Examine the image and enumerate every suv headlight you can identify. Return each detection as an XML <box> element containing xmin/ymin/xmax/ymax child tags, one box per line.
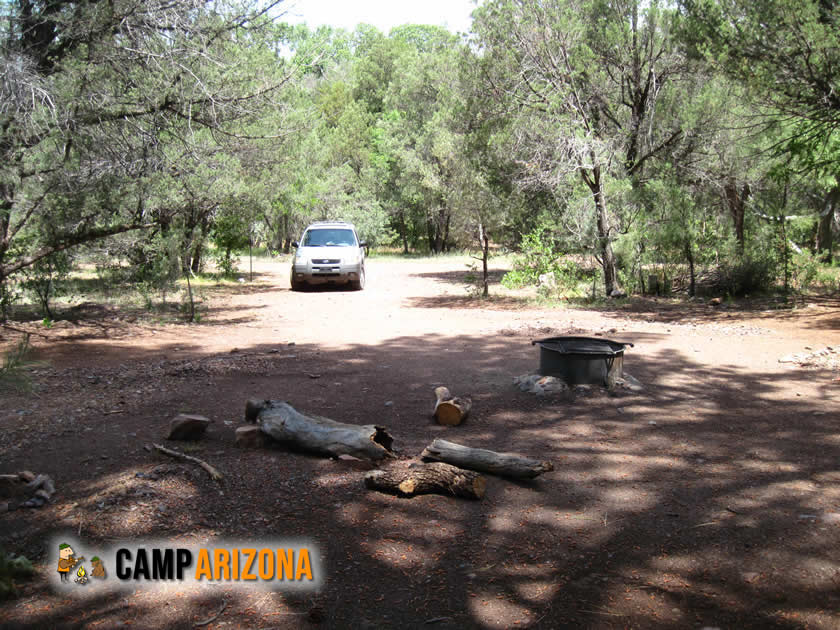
<box><xmin>342</xmin><ymin>253</ymin><xmax>361</xmax><ymax>265</ymax></box>
<box><xmin>295</xmin><ymin>254</ymin><xmax>308</xmax><ymax>264</ymax></box>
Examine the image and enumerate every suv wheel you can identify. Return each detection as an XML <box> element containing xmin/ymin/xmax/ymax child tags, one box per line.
<box><xmin>350</xmin><ymin>267</ymin><xmax>365</xmax><ymax>291</ymax></box>
<box><xmin>290</xmin><ymin>275</ymin><xmax>306</xmax><ymax>292</ymax></box>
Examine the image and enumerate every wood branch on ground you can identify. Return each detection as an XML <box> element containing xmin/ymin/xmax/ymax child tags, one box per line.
<box><xmin>364</xmin><ymin>461</ymin><xmax>486</xmax><ymax>500</ymax></box>
<box><xmin>433</xmin><ymin>386</ymin><xmax>472</xmax><ymax>426</ymax></box>
<box><xmin>246</xmin><ymin>399</ymin><xmax>395</xmax><ymax>461</ymax></box>
<box><xmin>420</xmin><ymin>439</ymin><xmax>554</xmax><ymax>479</ymax></box>
<box><xmin>152</xmin><ymin>443</ymin><xmax>223</xmax><ymax>481</ymax></box>
<box><xmin>194</xmin><ymin>600</ymin><xmax>228</xmax><ymax>627</ymax></box>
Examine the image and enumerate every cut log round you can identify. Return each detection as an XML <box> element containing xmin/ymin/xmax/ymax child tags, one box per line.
<box><xmin>250</xmin><ymin>400</ymin><xmax>395</xmax><ymax>461</ymax></box>
<box><xmin>364</xmin><ymin>462</ymin><xmax>485</xmax><ymax>500</ymax></box>
<box><xmin>421</xmin><ymin>439</ymin><xmax>553</xmax><ymax>479</ymax></box>
<box><xmin>167</xmin><ymin>414</ymin><xmax>211</xmax><ymax>441</ymax></box>
<box><xmin>235</xmin><ymin>425</ymin><xmax>269</xmax><ymax>448</ymax></box>
<box><xmin>433</xmin><ymin>386</ymin><xmax>472</xmax><ymax>426</ymax></box>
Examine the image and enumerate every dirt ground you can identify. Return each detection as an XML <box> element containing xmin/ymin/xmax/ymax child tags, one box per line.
<box><xmin>1</xmin><ymin>257</ymin><xmax>839</xmax><ymax>629</ymax></box>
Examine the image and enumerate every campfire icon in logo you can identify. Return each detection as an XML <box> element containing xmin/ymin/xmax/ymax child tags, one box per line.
<box><xmin>74</xmin><ymin>565</ymin><xmax>89</xmax><ymax>585</ymax></box>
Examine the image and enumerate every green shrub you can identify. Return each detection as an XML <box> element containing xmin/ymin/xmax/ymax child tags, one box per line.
<box><xmin>815</xmin><ymin>267</ymin><xmax>840</xmax><ymax>293</ymax></box>
<box><xmin>19</xmin><ymin>251</ymin><xmax>73</xmax><ymax>319</ymax></box>
<box><xmin>790</xmin><ymin>250</ymin><xmax>822</xmax><ymax>291</ymax></box>
<box><xmin>716</xmin><ymin>254</ymin><xmax>778</xmax><ymax>296</ymax></box>
<box><xmin>0</xmin><ymin>335</ymin><xmax>33</xmax><ymax>393</ymax></box>
<box><xmin>0</xmin><ymin>277</ymin><xmax>21</xmax><ymax>322</ymax></box>
<box><xmin>0</xmin><ymin>548</ymin><xmax>35</xmax><ymax>599</ymax></box>
<box><xmin>501</xmin><ymin>229</ymin><xmax>562</xmax><ymax>289</ymax></box>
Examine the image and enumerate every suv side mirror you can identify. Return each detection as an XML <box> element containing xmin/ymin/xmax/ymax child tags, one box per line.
<box><xmin>292</xmin><ymin>241</ymin><xmax>299</xmax><ymax>248</ymax></box>
<box><xmin>359</xmin><ymin>241</ymin><xmax>368</xmax><ymax>248</ymax></box>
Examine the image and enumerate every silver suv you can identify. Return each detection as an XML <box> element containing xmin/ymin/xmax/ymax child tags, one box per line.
<box><xmin>290</xmin><ymin>221</ymin><xmax>367</xmax><ymax>291</ymax></box>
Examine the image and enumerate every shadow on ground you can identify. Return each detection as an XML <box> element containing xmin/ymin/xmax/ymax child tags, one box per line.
<box><xmin>1</xmin><ymin>327</ymin><xmax>838</xmax><ymax>629</ymax></box>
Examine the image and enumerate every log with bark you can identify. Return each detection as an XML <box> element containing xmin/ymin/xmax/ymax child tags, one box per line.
<box><xmin>246</xmin><ymin>399</ymin><xmax>395</xmax><ymax>461</ymax></box>
<box><xmin>0</xmin><ymin>471</ymin><xmax>58</xmax><ymax>508</ymax></box>
<box><xmin>420</xmin><ymin>439</ymin><xmax>553</xmax><ymax>479</ymax></box>
<box><xmin>364</xmin><ymin>461</ymin><xmax>485</xmax><ymax>500</ymax></box>
<box><xmin>433</xmin><ymin>387</ymin><xmax>472</xmax><ymax>426</ymax></box>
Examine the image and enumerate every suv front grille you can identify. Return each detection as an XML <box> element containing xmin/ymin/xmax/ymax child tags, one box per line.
<box><xmin>312</xmin><ymin>259</ymin><xmax>340</xmax><ymax>264</ymax></box>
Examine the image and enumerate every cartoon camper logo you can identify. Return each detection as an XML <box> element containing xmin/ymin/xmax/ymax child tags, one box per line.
<box><xmin>57</xmin><ymin>543</ymin><xmax>83</xmax><ymax>583</ymax></box>
<box><xmin>57</xmin><ymin>543</ymin><xmax>106</xmax><ymax>586</ymax></box>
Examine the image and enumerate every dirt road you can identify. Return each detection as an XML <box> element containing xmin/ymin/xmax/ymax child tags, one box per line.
<box><xmin>1</xmin><ymin>257</ymin><xmax>839</xmax><ymax>629</ymax></box>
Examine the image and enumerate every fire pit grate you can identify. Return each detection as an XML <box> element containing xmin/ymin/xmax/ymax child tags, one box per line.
<box><xmin>531</xmin><ymin>336</ymin><xmax>633</xmax><ymax>387</ymax></box>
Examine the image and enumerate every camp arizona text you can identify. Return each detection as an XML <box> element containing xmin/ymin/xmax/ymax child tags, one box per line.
<box><xmin>115</xmin><ymin>547</ymin><xmax>314</xmax><ymax>582</ymax></box>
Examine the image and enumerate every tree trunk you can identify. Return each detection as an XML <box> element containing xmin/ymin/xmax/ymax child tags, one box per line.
<box><xmin>479</xmin><ymin>222</ymin><xmax>490</xmax><ymax>297</ymax></box>
<box><xmin>426</xmin><ymin>218</ymin><xmax>440</xmax><ymax>254</ymax></box>
<box><xmin>420</xmin><ymin>439</ymin><xmax>554</xmax><ymax>480</ymax></box>
<box><xmin>724</xmin><ymin>177</ymin><xmax>750</xmax><ymax>251</ymax></box>
<box><xmin>580</xmin><ymin>165</ymin><xmax>619</xmax><ymax>295</ymax></box>
<box><xmin>816</xmin><ymin>184</ymin><xmax>839</xmax><ymax>263</ymax></box>
<box><xmin>398</xmin><ymin>211</ymin><xmax>409</xmax><ymax>254</ymax></box>
<box><xmin>246</xmin><ymin>399</ymin><xmax>396</xmax><ymax>461</ymax></box>
<box><xmin>433</xmin><ymin>387</ymin><xmax>472</xmax><ymax>426</ymax></box>
<box><xmin>282</xmin><ymin>213</ymin><xmax>291</xmax><ymax>254</ymax></box>
<box><xmin>684</xmin><ymin>239</ymin><xmax>695</xmax><ymax>297</ymax></box>
<box><xmin>190</xmin><ymin>239</ymin><xmax>203</xmax><ymax>274</ymax></box>
<box><xmin>364</xmin><ymin>461</ymin><xmax>486</xmax><ymax>499</ymax></box>
<box><xmin>442</xmin><ymin>210</ymin><xmax>452</xmax><ymax>252</ymax></box>
<box><xmin>0</xmin><ymin>189</ymin><xmax>13</xmax><ymax>322</ymax></box>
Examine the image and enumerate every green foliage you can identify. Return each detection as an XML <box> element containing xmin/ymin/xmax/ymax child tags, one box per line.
<box><xmin>0</xmin><ymin>0</ymin><xmax>835</xmax><ymax>307</ymax></box>
<box><xmin>19</xmin><ymin>251</ymin><xmax>73</xmax><ymax>319</ymax></box>
<box><xmin>0</xmin><ymin>277</ymin><xmax>21</xmax><ymax>323</ymax></box>
<box><xmin>716</xmin><ymin>249</ymin><xmax>780</xmax><ymax>296</ymax></box>
<box><xmin>463</xmin><ymin>261</ymin><xmax>484</xmax><ymax>298</ymax></box>
<box><xmin>211</xmin><ymin>208</ymin><xmax>252</xmax><ymax>277</ymax></box>
<box><xmin>814</xmin><ymin>267</ymin><xmax>840</xmax><ymax>293</ymax></box>
<box><xmin>0</xmin><ymin>0</ymin><xmax>292</xmax><ymax>300</ymax></box>
<box><xmin>787</xmin><ymin>216</ymin><xmax>818</xmax><ymax>249</ymax></box>
<box><xmin>501</xmin><ymin>230</ymin><xmax>560</xmax><ymax>288</ymax></box>
<box><xmin>0</xmin><ymin>548</ymin><xmax>35</xmax><ymax>600</ymax></box>
<box><xmin>501</xmin><ymin>228</ymin><xmax>594</xmax><ymax>295</ymax></box>
<box><xmin>0</xmin><ymin>334</ymin><xmax>33</xmax><ymax>393</ymax></box>
<box><xmin>678</xmin><ymin>0</ymin><xmax>840</xmax><ymax>158</ymax></box>
<box><xmin>134</xmin><ymin>232</ymin><xmax>182</xmax><ymax>307</ymax></box>
<box><xmin>789</xmin><ymin>250</ymin><xmax>822</xmax><ymax>292</ymax></box>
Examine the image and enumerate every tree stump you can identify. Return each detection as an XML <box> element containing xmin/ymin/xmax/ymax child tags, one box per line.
<box><xmin>433</xmin><ymin>387</ymin><xmax>472</xmax><ymax>426</ymax></box>
<box><xmin>421</xmin><ymin>439</ymin><xmax>554</xmax><ymax>479</ymax></box>
<box><xmin>364</xmin><ymin>462</ymin><xmax>485</xmax><ymax>499</ymax></box>
<box><xmin>247</xmin><ymin>399</ymin><xmax>395</xmax><ymax>461</ymax></box>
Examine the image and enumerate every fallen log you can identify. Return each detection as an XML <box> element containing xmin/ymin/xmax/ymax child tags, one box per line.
<box><xmin>364</xmin><ymin>462</ymin><xmax>485</xmax><ymax>499</ymax></box>
<box><xmin>433</xmin><ymin>386</ymin><xmax>472</xmax><ymax>426</ymax></box>
<box><xmin>247</xmin><ymin>399</ymin><xmax>395</xmax><ymax>461</ymax></box>
<box><xmin>420</xmin><ymin>439</ymin><xmax>553</xmax><ymax>479</ymax></box>
<box><xmin>3</xmin><ymin>471</ymin><xmax>57</xmax><ymax>508</ymax></box>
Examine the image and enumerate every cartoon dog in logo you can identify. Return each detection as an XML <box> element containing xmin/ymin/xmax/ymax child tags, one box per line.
<box><xmin>91</xmin><ymin>556</ymin><xmax>106</xmax><ymax>579</ymax></box>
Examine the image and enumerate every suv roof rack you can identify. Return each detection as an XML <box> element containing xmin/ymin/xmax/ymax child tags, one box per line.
<box><xmin>307</xmin><ymin>221</ymin><xmax>353</xmax><ymax>226</ymax></box>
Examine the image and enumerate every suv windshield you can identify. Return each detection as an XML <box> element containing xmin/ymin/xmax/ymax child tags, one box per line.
<box><xmin>302</xmin><ymin>228</ymin><xmax>357</xmax><ymax>247</ymax></box>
